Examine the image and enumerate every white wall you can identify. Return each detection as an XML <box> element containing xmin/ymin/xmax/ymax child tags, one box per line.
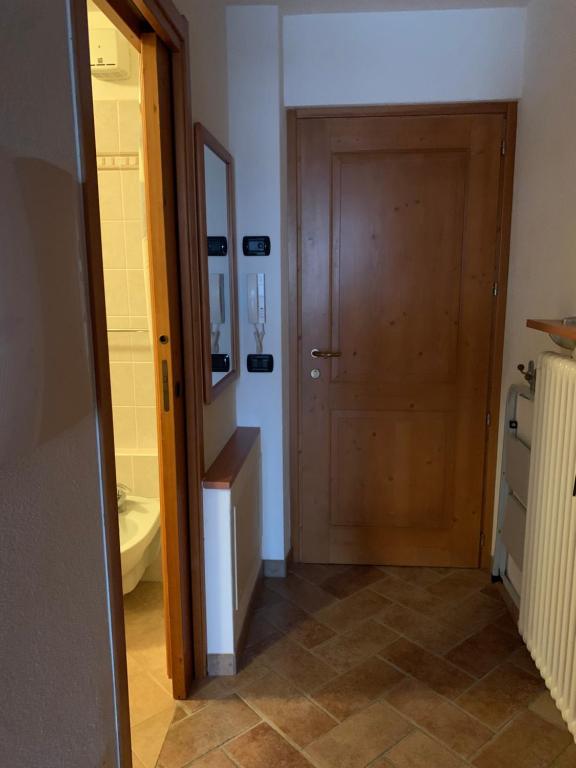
<box><xmin>284</xmin><ymin>8</ymin><xmax>526</xmax><ymax>106</ymax></box>
<box><xmin>0</xmin><ymin>2</ymin><xmax>118</xmax><ymax>766</ymax></box>
<box><xmin>227</xmin><ymin>5</ymin><xmax>288</xmax><ymax>561</ymax></box>
<box><xmin>497</xmin><ymin>0</ymin><xmax>576</xmax><ymax>538</ymax></box>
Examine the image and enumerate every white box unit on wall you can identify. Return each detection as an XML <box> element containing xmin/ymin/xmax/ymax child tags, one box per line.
<box><xmin>89</xmin><ymin>28</ymin><xmax>130</xmax><ymax>80</ymax></box>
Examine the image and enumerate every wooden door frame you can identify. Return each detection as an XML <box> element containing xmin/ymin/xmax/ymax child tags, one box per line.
<box><xmin>70</xmin><ymin>0</ymin><xmax>206</xmax><ymax>761</ymax></box>
<box><xmin>287</xmin><ymin>102</ymin><xmax>517</xmax><ymax>571</ymax></box>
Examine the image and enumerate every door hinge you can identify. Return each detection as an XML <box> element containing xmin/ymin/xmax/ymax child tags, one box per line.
<box><xmin>486</xmin><ymin>412</ymin><xmax>492</xmax><ymax>427</ymax></box>
<box><xmin>501</xmin><ymin>139</ymin><xmax>506</xmax><ymax>157</ymax></box>
<box><xmin>492</xmin><ymin>282</ymin><xmax>499</xmax><ymax>297</ymax></box>
<box><xmin>480</xmin><ymin>531</ymin><xmax>486</xmax><ymax>549</ymax></box>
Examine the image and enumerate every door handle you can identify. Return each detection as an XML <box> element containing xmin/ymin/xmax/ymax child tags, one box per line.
<box><xmin>311</xmin><ymin>348</ymin><xmax>342</xmax><ymax>359</ymax></box>
<box><xmin>161</xmin><ymin>359</ymin><xmax>170</xmax><ymax>412</ymax></box>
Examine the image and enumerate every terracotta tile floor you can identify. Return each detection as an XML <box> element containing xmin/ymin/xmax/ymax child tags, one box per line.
<box><xmin>157</xmin><ymin>565</ymin><xmax>576</xmax><ymax>768</ymax></box>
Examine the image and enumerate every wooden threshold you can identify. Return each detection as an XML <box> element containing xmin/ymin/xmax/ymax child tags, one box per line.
<box><xmin>203</xmin><ymin>428</ymin><xmax>260</xmax><ymax>490</ymax></box>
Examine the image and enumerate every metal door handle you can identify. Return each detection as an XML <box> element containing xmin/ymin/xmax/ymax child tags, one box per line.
<box><xmin>311</xmin><ymin>348</ymin><xmax>342</xmax><ymax>359</ymax></box>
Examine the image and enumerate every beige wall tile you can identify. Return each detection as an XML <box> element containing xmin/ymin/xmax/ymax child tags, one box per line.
<box><xmin>134</xmin><ymin>362</ymin><xmax>156</xmax><ymax>406</ymax></box>
<box><xmin>118</xmin><ymin>100</ymin><xmax>141</xmax><ymax>153</ymax></box>
<box><xmin>115</xmin><ymin>454</ymin><xmax>133</xmax><ymax>490</ymax></box>
<box><xmin>104</xmin><ymin>269</ymin><xmax>130</xmax><ymax>316</ymax></box>
<box><xmin>133</xmin><ymin>455</ymin><xmax>159</xmax><ymax>498</ymax></box>
<box><xmin>125</xmin><ymin>220</ymin><xmax>144</xmax><ymax>268</ymax></box>
<box><xmin>110</xmin><ymin>361</ymin><xmax>135</xmax><ymax>407</ymax></box>
<box><xmin>136</xmin><ymin>407</ymin><xmax>157</xmax><ymax>450</ymax></box>
<box><xmin>101</xmin><ymin>220</ymin><xmax>125</xmax><ymax>268</ymax></box>
<box><xmin>127</xmin><ymin>269</ymin><xmax>148</xmax><ymax>316</ymax></box>
<box><xmin>131</xmin><ymin>331</ymin><xmax>153</xmax><ymax>363</ymax></box>
<box><xmin>93</xmin><ymin>100</ymin><xmax>119</xmax><ymax>153</ymax></box>
<box><xmin>112</xmin><ymin>405</ymin><xmax>137</xmax><ymax>450</ymax></box>
<box><xmin>98</xmin><ymin>169</ymin><xmax>123</xmax><ymax>220</ymax></box>
<box><xmin>121</xmin><ymin>169</ymin><xmax>143</xmax><ymax>219</ymax></box>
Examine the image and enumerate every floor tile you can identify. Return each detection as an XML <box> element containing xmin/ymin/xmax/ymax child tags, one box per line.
<box><xmin>262</xmin><ymin>638</ymin><xmax>336</xmax><ymax>693</ymax></box>
<box><xmin>382</xmin><ymin>638</ymin><xmax>474</xmax><ymax>700</ymax></box>
<box><xmin>314</xmin><ymin>620</ymin><xmax>398</xmax><ymax>673</ymax></box>
<box><xmin>472</xmin><ymin>710</ymin><xmax>572</xmax><ymax>768</ymax></box>
<box><xmin>386</xmin><ymin>730</ymin><xmax>466</xmax><ymax>768</ymax></box>
<box><xmin>251</xmin><ymin>584</ymin><xmax>285</xmax><ymax>611</ymax></box>
<box><xmin>444</xmin><ymin>624</ymin><xmax>522</xmax><ymax>678</ymax></box>
<box><xmin>433</xmin><ymin>593</ymin><xmax>506</xmax><ymax>635</ymax></box>
<box><xmin>529</xmin><ymin>691</ymin><xmax>568</xmax><ymax>729</ymax></box>
<box><xmin>508</xmin><ymin>646</ymin><xmax>541</xmax><ymax>677</ymax></box>
<box><xmin>157</xmin><ymin>695</ymin><xmax>260</xmax><ymax>767</ymax></box>
<box><xmin>132</xmin><ymin>753</ymin><xmax>146</xmax><ymax>768</ymax></box>
<box><xmin>552</xmin><ymin>743</ymin><xmax>576</xmax><ymax>767</ymax></box>
<box><xmin>377</xmin><ymin>602</ymin><xmax>468</xmax><ymax>655</ymax></box>
<box><xmin>371</xmin><ymin>578</ymin><xmax>448</xmax><ymax>616</ymax></box>
<box><xmin>480</xmin><ymin>584</ymin><xmax>507</xmax><ymax>604</ymax></box>
<box><xmin>312</xmin><ymin>656</ymin><xmax>404</xmax><ymax>721</ymax></box>
<box><xmin>128</xmin><ymin>670</ymin><xmax>175</xmax><ymax>727</ymax></box>
<box><xmin>240</xmin><ymin>670</ymin><xmax>337</xmax><ymax>747</ymax></box>
<box><xmin>316</xmin><ymin>589</ymin><xmax>392</xmax><ymax>633</ymax></box>
<box><xmin>244</xmin><ymin>614</ymin><xmax>280</xmax><ymax>650</ymax></box>
<box><xmin>190</xmin><ymin>750</ymin><xmax>236</xmax><ymax>767</ymax></box>
<box><xmin>425</xmin><ymin>569</ymin><xmax>490</xmax><ymax>602</ymax></box>
<box><xmin>289</xmin><ymin>562</ymin><xmax>350</xmax><ymax>585</ymax></box>
<box><xmin>457</xmin><ymin>661</ymin><xmax>544</xmax><ymax>729</ymax></box>
<box><xmin>266</xmin><ymin>574</ymin><xmax>336</xmax><ymax>613</ymax></box>
<box><xmin>131</xmin><ymin>707</ymin><xmax>176</xmax><ymax>768</ymax></box>
<box><xmin>320</xmin><ymin>566</ymin><xmax>384</xmax><ymax>599</ymax></box>
<box><xmin>385</xmin><ymin>677</ymin><xmax>492</xmax><ymax>758</ymax></box>
<box><xmin>258</xmin><ymin>599</ymin><xmax>335</xmax><ymax>648</ymax></box>
<box><xmin>306</xmin><ymin>701</ymin><xmax>412</xmax><ymax>768</ymax></box>
<box><xmin>225</xmin><ymin>723</ymin><xmax>314</xmax><ymax>767</ymax></box>
<box><xmin>380</xmin><ymin>566</ymin><xmax>446</xmax><ymax>588</ymax></box>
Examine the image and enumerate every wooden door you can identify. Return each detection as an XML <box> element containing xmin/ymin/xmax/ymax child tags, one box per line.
<box><xmin>141</xmin><ymin>33</ymin><xmax>192</xmax><ymax>698</ymax></box>
<box><xmin>297</xmin><ymin>112</ymin><xmax>504</xmax><ymax>567</ymax></box>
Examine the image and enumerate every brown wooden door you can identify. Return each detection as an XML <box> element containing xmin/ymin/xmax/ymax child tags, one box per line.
<box><xmin>141</xmin><ymin>33</ymin><xmax>192</xmax><ymax>697</ymax></box>
<box><xmin>297</xmin><ymin>112</ymin><xmax>504</xmax><ymax>567</ymax></box>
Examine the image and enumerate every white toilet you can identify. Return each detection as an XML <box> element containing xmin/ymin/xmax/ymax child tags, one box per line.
<box><xmin>118</xmin><ymin>495</ymin><xmax>161</xmax><ymax>595</ymax></box>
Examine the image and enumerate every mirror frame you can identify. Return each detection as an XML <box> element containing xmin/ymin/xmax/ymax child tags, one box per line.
<box><xmin>194</xmin><ymin>123</ymin><xmax>240</xmax><ymax>404</ymax></box>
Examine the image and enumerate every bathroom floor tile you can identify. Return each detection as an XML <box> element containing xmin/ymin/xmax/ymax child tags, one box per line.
<box><xmin>128</xmin><ymin>670</ymin><xmax>175</xmax><ymax>727</ymax></box>
<box><xmin>381</xmin><ymin>638</ymin><xmax>474</xmax><ymax>700</ymax></box>
<box><xmin>225</xmin><ymin>723</ymin><xmax>314</xmax><ymax>767</ymax></box>
<box><xmin>131</xmin><ymin>707</ymin><xmax>175</xmax><ymax>768</ymax></box>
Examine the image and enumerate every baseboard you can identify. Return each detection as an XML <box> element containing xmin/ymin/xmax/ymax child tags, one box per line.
<box><xmin>207</xmin><ymin>654</ymin><xmax>236</xmax><ymax>676</ymax></box>
<box><xmin>264</xmin><ymin>548</ymin><xmax>293</xmax><ymax>578</ymax></box>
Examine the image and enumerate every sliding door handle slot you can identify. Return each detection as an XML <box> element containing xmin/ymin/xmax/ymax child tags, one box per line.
<box><xmin>161</xmin><ymin>360</ymin><xmax>170</xmax><ymax>412</ymax></box>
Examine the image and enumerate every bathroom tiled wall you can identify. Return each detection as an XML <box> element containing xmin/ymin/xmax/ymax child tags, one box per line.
<box><xmin>94</xmin><ymin>99</ymin><xmax>159</xmax><ymax>500</ymax></box>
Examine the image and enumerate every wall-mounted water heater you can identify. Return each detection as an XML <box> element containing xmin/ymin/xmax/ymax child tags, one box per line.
<box><xmin>89</xmin><ymin>28</ymin><xmax>131</xmax><ymax>81</ymax></box>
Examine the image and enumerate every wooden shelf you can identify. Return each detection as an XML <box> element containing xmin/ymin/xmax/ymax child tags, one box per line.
<box><xmin>527</xmin><ymin>319</ymin><xmax>576</xmax><ymax>341</ymax></box>
<box><xmin>203</xmin><ymin>427</ymin><xmax>260</xmax><ymax>490</ymax></box>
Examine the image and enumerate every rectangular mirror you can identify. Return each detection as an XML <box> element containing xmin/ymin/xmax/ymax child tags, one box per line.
<box><xmin>194</xmin><ymin>124</ymin><xmax>239</xmax><ymax>403</ymax></box>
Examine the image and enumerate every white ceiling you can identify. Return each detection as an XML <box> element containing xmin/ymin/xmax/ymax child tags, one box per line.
<box><xmin>228</xmin><ymin>0</ymin><xmax>528</xmax><ymax>14</ymax></box>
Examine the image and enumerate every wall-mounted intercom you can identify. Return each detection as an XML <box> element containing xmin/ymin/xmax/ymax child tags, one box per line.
<box><xmin>207</xmin><ymin>236</ymin><xmax>228</xmax><ymax>257</ymax></box>
<box><xmin>243</xmin><ymin>236</ymin><xmax>271</xmax><ymax>257</ymax></box>
<box><xmin>246</xmin><ymin>273</ymin><xmax>272</xmax><ymax>371</ymax></box>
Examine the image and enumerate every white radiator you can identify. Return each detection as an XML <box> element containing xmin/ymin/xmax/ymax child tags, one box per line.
<box><xmin>520</xmin><ymin>352</ymin><xmax>576</xmax><ymax>738</ymax></box>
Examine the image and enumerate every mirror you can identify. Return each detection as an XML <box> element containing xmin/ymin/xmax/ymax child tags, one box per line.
<box><xmin>194</xmin><ymin>124</ymin><xmax>239</xmax><ymax>403</ymax></box>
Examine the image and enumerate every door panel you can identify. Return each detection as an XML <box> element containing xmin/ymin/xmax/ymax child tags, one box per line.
<box><xmin>298</xmin><ymin>113</ymin><xmax>504</xmax><ymax>567</ymax></box>
<box><xmin>141</xmin><ymin>33</ymin><xmax>192</xmax><ymax>698</ymax></box>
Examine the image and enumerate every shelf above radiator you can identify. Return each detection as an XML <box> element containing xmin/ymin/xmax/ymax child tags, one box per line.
<box><xmin>527</xmin><ymin>318</ymin><xmax>576</xmax><ymax>341</ymax></box>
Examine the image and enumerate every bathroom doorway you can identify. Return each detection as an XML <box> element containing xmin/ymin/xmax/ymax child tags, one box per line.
<box><xmin>72</xmin><ymin>0</ymin><xmax>206</xmax><ymax>763</ymax></box>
